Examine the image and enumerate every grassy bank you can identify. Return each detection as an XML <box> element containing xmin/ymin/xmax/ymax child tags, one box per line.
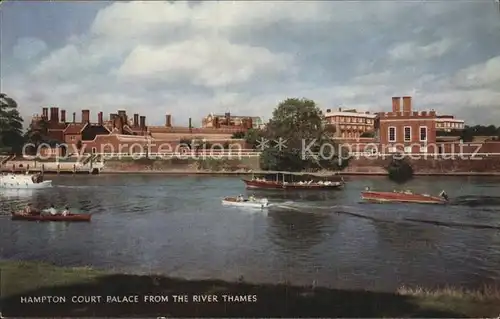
<box><xmin>1</xmin><ymin>260</ymin><xmax>500</xmax><ymax>317</ymax></box>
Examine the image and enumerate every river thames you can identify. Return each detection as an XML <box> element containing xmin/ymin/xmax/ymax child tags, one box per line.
<box><xmin>1</xmin><ymin>174</ymin><xmax>500</xmax><ymax>292</ymax></box>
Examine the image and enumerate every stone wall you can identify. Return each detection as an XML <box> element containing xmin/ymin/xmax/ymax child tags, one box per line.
<box><xmin>346</xmin><ymin>156</ymin><xmax>500</xmax><ymax>174</ymax></box>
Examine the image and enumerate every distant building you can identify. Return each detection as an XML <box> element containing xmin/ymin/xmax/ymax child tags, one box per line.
<box><xmin>436</xmin><ymin>115</ymin><xmax>465</xmax><ymax>132</ymax></box>
<box><xmin>202</xmin><ymin>112</ymin><xmax>264</xmax><ymax>130</ymax></box>
<box><xmin>324</xmin><ymin>107</ymin><xmax>376</xmax><ymax>138</ymax></box>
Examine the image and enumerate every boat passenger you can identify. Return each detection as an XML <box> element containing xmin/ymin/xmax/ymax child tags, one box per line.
<box><xmin>43</xmin><ymin>204</ymin><xmax>58</xmax><ymax>215</ymax></box>
<box><xmin>249</xmin><ymin>195</ymin><xmax>256</xmax><ymax>201</ymax></box>
<box><xmin>237</xmin><ymin>194</ymin><xmax>244</xmax><ymax>202</ymax></box>
<box><xmin>61</xmin><ymin>206</ymin><xmax>70</xmax><ymax>216</ymax></box>
<box><xmin>23</xmin><ymin>203</ymin><xmax>33</xmax><ymax>215</ymax></box>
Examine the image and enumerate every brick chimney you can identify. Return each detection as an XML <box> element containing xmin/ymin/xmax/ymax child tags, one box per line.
<box><xmin>82</xmin><ymin>110</ymin><xmax>90</xmax><ymax>123</ymax></box>
<box><xmin>42</xmin><ymin>107</ymin><xmax>49</xmax><ymax>119</ymax></box>
<box><xmin>72</xmin><ymin>112</ymin><xmax>76</xmax><ymax>123</ymax></box>
<box><xmin>133</xmin><ymin>114</ymin><xmax>139</xmax><ymax>127</ymax></box>
<box><xmin>392</xmin><ymin>97</ymin><xmax>401</xmax><ymax>113</ymax></box>
<box><xmin>165</xmin><ymin>114</ymin><xmax>171</xmax><ymax>127</ymax></box>
<box><xmin>98</xmin><ymin>112</ymin><xmax>103</xmax><ymax>125</ymax></box>
<box><xmin>139</xmin><ymin>116</ymin><xmax>146</xmax><ymax>128</ymax></box>
<box><xmin>49</xmin><ymin>107</ymin><xmax>55</xmax><ymax>122</ymax></box>
<box><xmin>60</xmin><ymin>109</ymin><xmax>66</xmax><ymax>123</ymax></box>
<box><xmin>402</xmin><ymin>96</ymin><xmax>412</xmax><ymax>113</ymax></box>
<box><xmin>53</xmin><ymin>107</ymin><xmax>59</xmax><ymax>122</ymax></box>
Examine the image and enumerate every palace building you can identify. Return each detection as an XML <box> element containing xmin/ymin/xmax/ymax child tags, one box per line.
<box><xmin>324</xmin><ymin>107</ymin><xmax>376</xmax><ymax>138</ymax></box>
<box><xmin>202</xmin><ymin>112</ymin><xmax>264</xmax><ymax>130</ymax></box>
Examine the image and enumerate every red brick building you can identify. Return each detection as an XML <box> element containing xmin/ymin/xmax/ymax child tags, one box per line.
<box><xmin>376</xmin><ymin>96</ymin><xmax>437</xmax><ymax>154</ymax></box>
<box><xmin>31</xmin><ymin>107</ymin><xmax>250</xmax><ymax>155</ymax></box>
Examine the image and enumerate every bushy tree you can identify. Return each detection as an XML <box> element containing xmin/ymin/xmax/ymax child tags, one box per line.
<box><xmin>231</xmin><ymin>131</ymin><xmax>245</xmax><ymax>139</ymax></box>
<box><xmin>0</xmin><ymin>93</ymin><xmax>24</xmax><ymax>154</ymax></box>
<box><xmin>259</xmin><ymin>98</ymin><xmax>349</xmax><ymax>172</ymax></box>
<box><xmin>386</xmin><ymin>154</ymin><xmax>414</xmax><ymax>183</ymax></box>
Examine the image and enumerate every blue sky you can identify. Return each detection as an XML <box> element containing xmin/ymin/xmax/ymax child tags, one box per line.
<box><xmin>1</xmin><ymin>1</ymin><xmax>500</xmax><ymax>126</ymax></box>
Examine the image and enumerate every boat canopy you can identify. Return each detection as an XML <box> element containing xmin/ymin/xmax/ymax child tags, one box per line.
<box><xmin>249</xmin><ymin>171</ymin><xmax>342</xmax><ymax>183</ymax></box>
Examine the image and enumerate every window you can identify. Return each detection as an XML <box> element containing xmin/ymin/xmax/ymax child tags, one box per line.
<box><xmin>388</xmin><ymin>127</ymin><xmax>396</xmax><ymax>142</ymax></box>
<box><xmin>92</xmin><ymin>147</ymin><xmax>96</xmax><ymax>154</ymax></box>
<box><xmin>404</xmin><ymin>126</ymin><xmax>411</xmax><ymax>142</ymax></box>
<box><xmin>70</xmin><ymin>136</ymin><xmax>75</xmax><ymax>141</ymax></box>
<box><xmin>420</xmin><ymin>126</ymin><xmax>427</xmax><ymax>142</ymax></box>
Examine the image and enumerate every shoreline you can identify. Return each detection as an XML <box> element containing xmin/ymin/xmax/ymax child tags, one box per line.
<box><xmin>3</xmin><ymin>168</ymin><xmax>500</xmax><ymax>177</ymax></box>
<box><xmin>1</xmin><ymin>259</ymin><xmax>499</xmax><ymax>317</ymax></box>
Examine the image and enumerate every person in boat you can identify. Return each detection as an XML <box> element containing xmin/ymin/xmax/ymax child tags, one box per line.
<box><xmin>248</xmin><ymin>194</ymin><xmax>256</xmax><ymax>201</ymax></box>
<box><xmin>440</xmin><ymin>191</ymin><xmax>449</xmax><ymax>201</ymax></box>
<box><xmin>43</xmin><ymin>204</ymin><xmax>58</xmax><ymax>215</ymax></box>
<box><xmin>61</xmin><ymin>206</ymin><xmax>70</xmax><ymax>216</ymax></box>
<box><xmin>23</xmin><ymin>203</ymin><xmax>33</xmax><ymax>215</ymax></box>
<box><xmin>237</xmin><ymin>194</ymin><xmax>244</xmax><ymax>202</ymax></box>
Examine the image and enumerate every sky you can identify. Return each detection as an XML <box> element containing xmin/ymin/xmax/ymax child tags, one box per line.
<box><xmin>1</xmin><ymin>1</ymin><xmax>500</xmax><ymax>127</ymax></box>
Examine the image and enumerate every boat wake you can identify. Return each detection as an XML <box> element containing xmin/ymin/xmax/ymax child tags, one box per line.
<box><xmin>451</xmin><ymin>195</ymin><xmax>500</xmax><ymax>207</ymax></box>
<box><xmin>331</xmin><ymin>209</ymin><xmax>500</xmax><ymax>230</ymax></box>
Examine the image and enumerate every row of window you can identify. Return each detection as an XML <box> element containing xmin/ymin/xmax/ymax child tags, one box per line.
<box><xmin>388</xmin><ymin>126</ymin><xmax>427</xmax><ymax>142</ymax></box>
<box><xmin>436</xmin><ymin>122</ymin><xmax>464</xmax><ymax>129</ymax></box>
<box><xmin>338</xmin><ymin>125</ymin><xmax>370</xmax><ymax>131</ymax></box>
<box><xmin>332</xmin><ymin>116</ymin><xmax>374</xmax><ymax>124</ymax></box>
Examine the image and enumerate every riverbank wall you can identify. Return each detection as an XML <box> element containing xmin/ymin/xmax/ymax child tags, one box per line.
<box><xmin>2</xmin><ymin>156</ymin><xmax>500</xmax><ymax>176</ymax></box>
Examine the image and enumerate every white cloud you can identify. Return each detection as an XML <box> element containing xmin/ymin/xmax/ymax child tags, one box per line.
<box><xmin>389</xmin><ymin>38</ymin><xmax>457</xmax><ymax>61</ymax></box>
<box><xmin>117</xmin><ymin>37</ymin><xmax>293</xmax><ymax>88</ymax></box>
<box><xmin>451</xmin><ymin>55</ymin><xmax>500</xmax><ymax>89</ymax></box>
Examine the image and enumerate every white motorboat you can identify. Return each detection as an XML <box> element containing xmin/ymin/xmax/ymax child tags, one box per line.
<box><xmin>0</xmin><ymin>173</ymin><xmax>52</xmax><ymax>189</ymax></box>
<box><xmin>222</xmin><ymin>196</ymin><xmax>269</xmax><ymax>209</ymax></box>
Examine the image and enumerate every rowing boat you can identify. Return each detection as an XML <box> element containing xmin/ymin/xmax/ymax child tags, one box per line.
<box><xmin>11</xmin><ymin>212</ymin><xmax>92</xmax><ymax>222</ymax></box>
<box><xmin>221</xmin><ymin>196</ymin><xmax>269</xmax><ymax>209</ymax></box>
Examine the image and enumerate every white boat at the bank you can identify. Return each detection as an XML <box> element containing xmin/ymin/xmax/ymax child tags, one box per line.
<box><xmin>0</xmin><ymin>173</ymin><xmax>52</xmax><ymax>189</ymax></box>
<box><xmin>222</xmin><ymin>196</ymin><xmax>269</xmax><ymax>209</ymax></box>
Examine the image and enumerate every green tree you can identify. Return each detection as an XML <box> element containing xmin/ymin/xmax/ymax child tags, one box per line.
<box><xmin>24</xmin><ymin>116</ymin><xmax>50</xmax><ymax>148</ymax></box>
<box><xmin>0</xmin><ymin>93</ymin><xmax>25</xmax><ymax>154</ymax></box>
<box><xmin>244</xmin><ymin>128</ymin><xmax>265</xmax><ymax>149</ymax></box>
<box><xmin>259</xmin><ymin>98</ymin><xmax>349</xmax><ymax>172</ymax></box>
<box><xmin>231</xmin><ymin>131</ymin><xmax>245</xmax><ymax>139</ymax></box>
<box><xmin>386</xmin><ymin>154</ymin><xmax>414</xmax><ymax>183</ymax></box>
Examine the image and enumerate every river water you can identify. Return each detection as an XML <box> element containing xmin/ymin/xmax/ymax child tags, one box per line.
<box><xmin>1</xmin><ymin>174</ymin><xmax>500</xmax><ymax>292</ymax></box>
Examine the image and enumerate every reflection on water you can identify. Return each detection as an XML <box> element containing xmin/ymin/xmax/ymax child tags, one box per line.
<box><xmin>1</xmin><ymin>175</ymin><xmax>500</xmax><ymax>291</ymax></box>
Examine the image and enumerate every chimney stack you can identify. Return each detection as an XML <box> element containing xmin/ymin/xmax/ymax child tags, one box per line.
<box><xmin>189</xmin><ymin>117</ymin><xmax>192</xmax><ymax>129</ymax></box>
<box><xmin>165</xmin><ymin>114</ymin><xmax>171</xmax><ymax>127</ymax></box>
<box><xmin>134</xmin><ymin>114</ymin><xmax>139</xmax><ymax>127</ymax></box>
<box><xmin>60</xmin><ymin>110</ymin><xmax>66</xmax><ymax>123</ymax></box>
<box><xmin>53</xmin><ymin>107</ymin><xmax>59</xmax><ymax>122</ymax></box>
<box><xmin>49</xmin><ymin>107</ymin><xmax>55</xmax><ymax>122</ymax></box>
<box><xmin>82</xmin><ymin>110</ymin><xmax>90</xmax><ymax>123</ymax></box>
<box><xmin>98</xmin><ymin>112</ymin><xmax>103</xmax><ymax>125</ymax></box>
<box><xmin>139</xmin><ymin>116</ymin><xmax>146</xmax><ymax>128</ymax></box>
<box><xmin>42</xmin><ymin>107</ymin><xmax>49</xmax><ymax>119</ymax></box>
<box><xmin>402</xmin><ymin>96</ymin><xmax>412</xmax><ymax>113</ymax></box>
<box><xmin>392</xmin><ymin>97</ymin><xmax>401</xmax><ymax>113</ymax></box>
<box><xmin>72</xmin><ymin>112</ymin><xmax>76</xmax><ymax>123</ymax></box>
